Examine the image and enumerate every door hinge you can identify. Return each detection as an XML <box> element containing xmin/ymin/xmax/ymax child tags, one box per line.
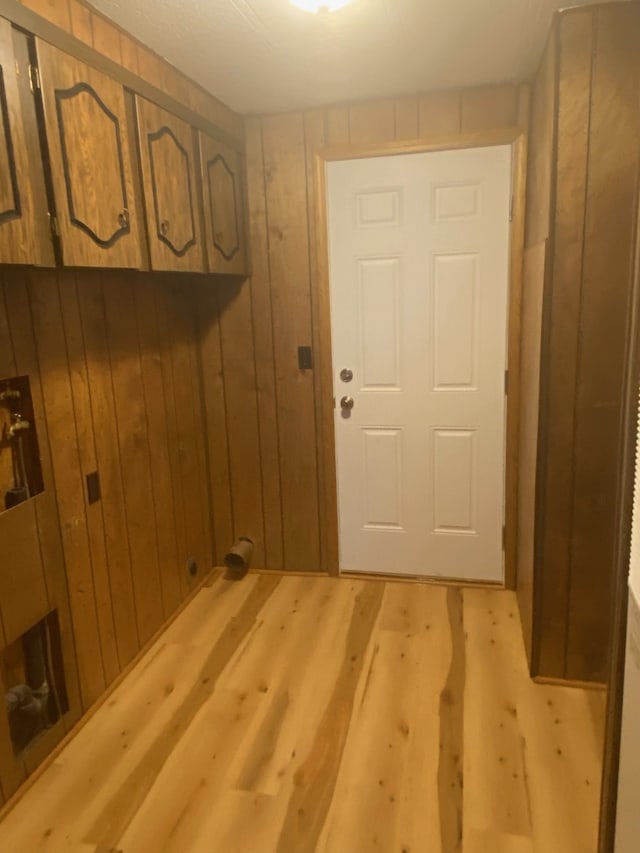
<box><xmin>48</xmin><ymin>213</ymin><xmax>58</xmax><ymax>238</ymax></box>
<box><xmin>504</xmin><ymin>369</ymin><xmax>509</xmax><ymax>396</ymax></box>
<box><xmin>502</xmin><ymin>524</ymin><xmax>506</xmax><ymax>550</ymax></box>
<box><xmin>28</xmin><ymin>64</ymin><xmax>41</xmax><ymax>94</ymax></box>
<box><xmin>509</xmin><ymin>195</ymin><xmax>514</xmax><ymax>222</ymax></box>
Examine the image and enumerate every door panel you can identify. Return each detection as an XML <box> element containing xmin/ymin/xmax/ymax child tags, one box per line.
<box><xmin>328</xmin><ymin>145</ymin><xmax>511</xmax><ymax>582</ymax></box>
<box><xmin>36</xmin><ymin>39</ymin><xmax>142</xmax><ymax>268</ymax></box>
<box><xmin>362</xmin><ymin>429</ymin><xmax>403</xmax><ymax>529</ymax></box>
<box><xmin>359</xmin><ymin>257</ymin><xmax>400</xmax><ymax>388</ymax></box>
<box><xmin>0</xmin><ymin>22</ymin><xmax>53</xmax><ymax>265</ymax></box>
<box><xmin>135</xmin><ymin>96</ymin><xmax>204</xmax><ymax>272</ymax></box>
<box><xmin>433</xmin><ymin>428</ymin><xmax>476</xmax><ymax>532</ymax></box>
<box><xmin>200</xmin><ymin>132</ymin><xmax>247</xmax><ymax>275</ymax></box>
<box><xmin>432</xmin><ymin>254</ymin><xmax>479</xmax><ymax>389</ymax></box>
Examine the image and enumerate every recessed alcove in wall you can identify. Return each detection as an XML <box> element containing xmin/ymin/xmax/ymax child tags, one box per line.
<box><xmin>1</xmin><ymin>610</ymin><xmax>69</xmax><ymax>755</ymax></box>
<box><xmin>0</xmin><ymin>376</ymin><xmax>44</xmax><ymax>513</ymax></box>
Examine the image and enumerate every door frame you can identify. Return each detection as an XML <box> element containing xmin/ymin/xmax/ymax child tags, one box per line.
<box><xmin>312</xmin><ymin>127</ymin><xmax>528</xmax><ymax>588</ymax></box>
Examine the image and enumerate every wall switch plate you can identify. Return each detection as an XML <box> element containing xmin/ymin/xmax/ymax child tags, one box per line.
<box><xmin>298</xmin><ymin>345</ymin><xmax>313</xmax><ymax>370</ymax></box>
<box><xmin>86</xmin><ymin>471</ymin><xmax>101</xmax><ymax>505</ymax></box>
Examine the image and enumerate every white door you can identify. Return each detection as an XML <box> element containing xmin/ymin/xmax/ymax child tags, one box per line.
<box><xmin>327</xmin><ymin>145</ymin><xmax>512</xmax><ymax>582</ymax></box>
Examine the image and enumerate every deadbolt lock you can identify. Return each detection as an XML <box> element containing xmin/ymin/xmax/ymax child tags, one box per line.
<box><xmin>340</xmin><ymin>368</ymin><xmax>353</xmax><ymax>383</ymax></box>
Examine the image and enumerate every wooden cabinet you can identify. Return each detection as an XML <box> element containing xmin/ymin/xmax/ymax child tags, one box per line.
<box><xmin>35</xmin><ymin>39</ymin><xmax>142</xmax><ymax>269</ymax></box>
<box><xmin>0</xmin><ymin>20</ymin><xmax>53</xmax><ymax>266</ymax></box>
<box><xmin>200</xmin><ymin>133</ymin><xmax>248</xmax><ymax>275</ymax></box>
<box><xmin>0</xmin><ymin>31</ymin><xmax>249</xmax><ymax>275</ymax></box>
<box><xmin>135</xmin><ymin>96</ymin><xmax>205</xmax><ymax>272</ymax></box>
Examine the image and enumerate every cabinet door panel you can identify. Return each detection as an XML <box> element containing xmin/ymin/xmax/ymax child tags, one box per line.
<box><xmin>135</xmin><ymin>96</ymin><xmax>204</xmax><ymax>272</ymax></box>
<box><xmin>36</xmin><ymin>39</ymin><xmax>142</xmax><ymax>269</ymax></box>
<box><xmin>200</xmin><ymin>133</ymin><xmax>248</xmax><ymax>275</ymax></box>
<box><xmin>0</xmin><ymin>21</ymin><xmax>53</xmax><ymax>265</ymax></box>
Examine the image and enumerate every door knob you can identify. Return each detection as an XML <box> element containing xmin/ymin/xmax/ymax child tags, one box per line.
<box><xmin>340</xmin><ymin>368</ymin><xmax>353</xmax><ymax>383</ymax></box>
<box><xmin>340</xmin><ymin>396</ymin><xmax>354</xmax><ymax>411</ymax></box>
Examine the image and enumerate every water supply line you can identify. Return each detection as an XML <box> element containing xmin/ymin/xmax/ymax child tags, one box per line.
<box><xmin>11</xmin><ymin>416</ymin><xmax>32</xmax><ymax>500</ymax></box>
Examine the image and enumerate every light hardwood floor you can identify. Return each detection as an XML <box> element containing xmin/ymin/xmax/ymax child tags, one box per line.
<box><xmin>0</xmin><ymin>573</ymin><xmax>605</xmax><ymax>852</ymax></box>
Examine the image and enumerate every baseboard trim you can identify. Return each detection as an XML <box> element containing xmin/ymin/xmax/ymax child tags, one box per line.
<box><xmin>249</xmin><ymin>567</ymin><xmax>505</xmax><ymax>589</ymax></box>
<box><xmin>339</xmin><ymin>570</ymin><xmax>505</xmax><ymax>589</ymax></box>
<box><xmin>248</xmin><ymin>568</ymin><xmax>328</xmax><ymax>577</ymax></box>
<box><xmin>533</xmin><ymin>675</ymin><xmax>608</xmax><ymax>691</ymax></box>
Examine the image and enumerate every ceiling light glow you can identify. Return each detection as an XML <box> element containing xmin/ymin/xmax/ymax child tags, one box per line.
<box><xmin>289</xmin><ymin>0</ymin><xmax>354</xmax><ymax>13</ymax></box>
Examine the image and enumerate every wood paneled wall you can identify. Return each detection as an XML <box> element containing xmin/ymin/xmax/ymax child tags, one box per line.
<box><xmin>517</xmin><ymin>36</ymin><xmax>556</xmax><ymax>667</ymax></box>
<box><xmin>518</xmin><ymin>3</ymin><xmax>640</xmax><ymax>683</ymax></box>
<box><xmin>196</xmin><ymin>85</ymin><xmax>529</xmax><ymax>573</ymax></box>
<box><xmin>0</xmin><ymin>268</ymin><xmax>214</xmax><ymax>802</ymax></box>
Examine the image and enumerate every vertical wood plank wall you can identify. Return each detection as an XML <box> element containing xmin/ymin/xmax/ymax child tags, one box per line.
<box><xmin>517</xmin><ymin>35</ymin><xmax>556</xmax><ymax>668</ymax></box>
<box><xmin>197</xmin><ymin>85</ymin><xmax>529</xmax><ymax>573</ymax></box>
<box><xmin>518</xmin><ymin>3</ymin><xmax>640</xmax><ymax>682</ymax></box>
<box><xmin>0</xmin><ymin>269</ymin><xmax>215</xmax><ymax>803</ymax></box>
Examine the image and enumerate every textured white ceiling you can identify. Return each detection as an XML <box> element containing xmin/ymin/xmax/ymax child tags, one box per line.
<box><xmin>90</xmin><ymin>0</ymin><xmax>601</xmax><ymax>114</ymax></box>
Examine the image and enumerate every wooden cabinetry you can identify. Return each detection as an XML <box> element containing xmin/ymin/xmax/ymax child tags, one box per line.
<box><xmin>200</xmin><ymin>133</ymin><xmax>248</xmax><ymax>275</ymax></box>
<box><xmin>135</xmin><ymin>96</ymin><xmax>205</xmax><ymax>272</ymax></box>
<box><xmin>0</xmin><ymin>20</ymin><xmax>53</xmax><ymax>266</ymax></box>
<box><xmin>35</xmin><ymin>39</ymin><xmax>143</xmax><ymax>269</ymax></box>
<box><xmin>518</xmin><ymin>2</ymin><xmax>640</xmax><ymax>683</ymax></box>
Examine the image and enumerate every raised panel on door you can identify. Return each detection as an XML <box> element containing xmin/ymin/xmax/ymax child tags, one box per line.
<box><xmin>361</xmin><ymin>428</ymin><xmax>403</xmax><ymax>530</ymax></box>
<box><xmin>0</xmin><ymin>22</ymin><xmax>53</xmax><ymax>265</ymax></box>
<box><xmin>135</xmin><ymin>96</ymin><xmax>204</xmax><ymax>272</ymax></box>
<box><xmin>200</xmin><ymin>132</ymin><xmax>247</xmax><ymax>275</ymax></box>
<box><xmin>358</xmin><ymin>256</ymin><xmax>401</xmax><ymax>389</ymax></box>
<box><xmin>35</xmin><ymin>39</ymin><xmax>142</xmax><ymax>269</ymax></box>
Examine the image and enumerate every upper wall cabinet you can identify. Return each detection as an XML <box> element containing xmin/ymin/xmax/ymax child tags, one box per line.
<box><xmin>0</xmin><ymin>21</ymin><xmax>53</xmax><ymax>266</ymax></box>
<box><xmin>135</xmin><ymin>96</ymin><xmax>205</xmax><ymax>273</ymax></box>
<box><xmin>199</xmin><ymin>133</ymin><xmax>248</xmax><ymax>275</ymax></box>
<box><xmin>35</xmin><ymin>40</ymin><xmax>142</xmax><ymax>269</ymax></box>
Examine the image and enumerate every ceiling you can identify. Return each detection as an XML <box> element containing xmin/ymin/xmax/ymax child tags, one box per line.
<box><xmin>90</xmin><ymin>0</ymin><xmax>601</xmax><ymax>115</ymax></box>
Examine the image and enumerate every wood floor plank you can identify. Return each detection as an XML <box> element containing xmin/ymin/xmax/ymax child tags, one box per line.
<box><xmin>274</xmin><ymin>582</ymin><xmax>384</xmax><ymax>852</ymax></box>
<box><xmin>317</xmin><ymin>587</ymin><xmax>449</xmax><ymax>853</ymax></box>
<box><xmin>85</xmin><ymin>576</ymin><xmax>281</xmax><ymax>848</ymax></box>
<box><xmin>0</xmin><ymin>577</ymin><xmax>605</xmax><ymax>853</ymax></box>
<box><xmin>439</xmin><ymin>588</ymin><xmax>465</xmax><ymax>853</ymax></box>
<box><xmin>229</xmin><ymin>579</ymin><xmax>364</xmax><ymax>799</ymax></box>
<box><xmin>463</xmin><ymin>590</ymin><xmax>532</xmax><ymax>840</ymax></box>
<box><xmin>518</xmin><ymin>679</ymin><xmax>604</xmax><ymax>853</ymax></box>
<box><xmin>465</xmin><ymin>829</ymin><xmax>535</xmax><ymax>853</ymax></box>
<box><xmin>118</xmin><ymin>687</ymin><xmax>265</xmax><ymax>852</ymax></box>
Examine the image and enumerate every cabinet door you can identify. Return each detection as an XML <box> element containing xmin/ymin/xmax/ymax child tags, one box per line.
<box><xmin>200</xmin><ymin>133</ymin><xmax>248</xmax><ymax>275</ymax></box>
<box><xmin>35</xmin><ymin>39</ymin><xmax>142</xmax><ymax>269</ymax></box>
<box><xmin>0</xmin><ymin>21</ymin><xmax>53</xmax><ymax>265</ymax></box>
<box><xmin>135</xmin><ymin>96</ymin><xmax>204</xmax><ymax>272</ymax></box>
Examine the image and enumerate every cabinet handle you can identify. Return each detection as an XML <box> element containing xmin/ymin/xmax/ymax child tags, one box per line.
<box><xmin>118</xmin><ymin>209</ymin><xmax>130</xmax><ymax>228</ymax></box>
<box><xmin>160</xmin><ymin>219</ymin><xmax>170</xmax><ymax>235</ymax></box>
